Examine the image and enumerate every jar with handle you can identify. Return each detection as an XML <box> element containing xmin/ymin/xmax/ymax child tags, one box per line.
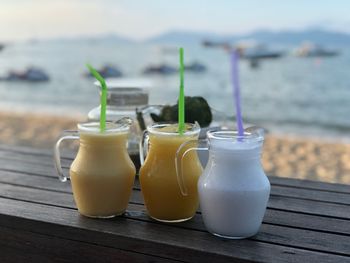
<box><xmin>176</xmin><ymin>127</ymin><xmax>270</xmax><ymax>238</ymax></box>
<box><xmin>54</xmin><ymin>118</ymin><xmax>136</xmax><ymax>218</ymax></box>
<box><xmin>139</xmin><ymin>122</ymin><xmax>203</xmax><ymax>222</ymax></box>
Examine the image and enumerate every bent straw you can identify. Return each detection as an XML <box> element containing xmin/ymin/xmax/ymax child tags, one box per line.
<box><xmin>230</xmin><ymin>50</ymin><xmax>244</xmax><ymax>138</ymax></box>
<box><xmin>86</xmin><ymin>64</ymin><xmax>107</xmax><ymax>132</ymax></box>
<box><xmin>178</xmin><ymin>47</ymin><xmax>185</xmax><ymax>135</ymax></box>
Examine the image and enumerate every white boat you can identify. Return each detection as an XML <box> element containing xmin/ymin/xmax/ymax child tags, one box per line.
<box><xmin>294</xmin><ymin>42</ymin><xmax>339</xmax><ymax>57</ymax></box>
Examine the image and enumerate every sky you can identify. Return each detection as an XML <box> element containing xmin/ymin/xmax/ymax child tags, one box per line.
<box><xmin>2</xmin><ymin>0</ymin><xmax>350</xmax><ymax>41</ymax></box>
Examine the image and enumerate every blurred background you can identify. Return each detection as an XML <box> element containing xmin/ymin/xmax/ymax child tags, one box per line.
<box><xmin>0</xmin><ymin>0</ymin><xmax>349</xmax><ymax>184</ymax></box>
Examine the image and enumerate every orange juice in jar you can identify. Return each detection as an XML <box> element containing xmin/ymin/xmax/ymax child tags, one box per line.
<box><xmin>139</xmin><ymin>123</ymin><xmax>202</xmax><ymax>222</ymax></box>
<box><xmin>54</xmin><ymin>120</ymin><xmax>136</xmax><ymax>218</ymax></box>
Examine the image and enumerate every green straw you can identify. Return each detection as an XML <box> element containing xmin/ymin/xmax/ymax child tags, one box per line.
<box><xmin>178</xmin><ymin>47</ymin><xmax>185</xmax><ymax>135</ymax></box>
<box><xmin>86</xmin><ymin>64</ymin><xmax>107</xmax><ymax>132</ymax></box>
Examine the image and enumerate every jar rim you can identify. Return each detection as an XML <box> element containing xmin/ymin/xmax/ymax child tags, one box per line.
<box><xmin>94</xmin><ymin>78</ymin><xmax>152</xmax><ymax>89</ymax></box>
<box><xmin>78</xmin><ymin>121</ymin><xmax>130</xmax><ymax>134</ymax></box>
<box><xmin>207</xmin><ymin>126</ymin><xmax>264</xmax><ymax>143</ymax></box>
<box><xmin>147</xmin><ymin>122</ymin><xmax>200</xmax><ymax>136</ymax></box>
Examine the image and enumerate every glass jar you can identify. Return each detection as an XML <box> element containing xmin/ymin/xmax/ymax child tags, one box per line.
<box><xmin>176</xmin><ymin>127</ymin><xmax>270</xmax><ymax>239</ymax></box>
<box><xmin>139</xmin><ymin>122</ymin><xmax>202</xmax><ymax>222</ymax></box>
<box><xmin>54</xmin><ymin>120</ymin><xmax>136</xmax><ymax>218</ymax></box>
<box><xmin>88</xmin><ymin>79</ymin><xmax>150</xmax><ymax>157</ymax></box>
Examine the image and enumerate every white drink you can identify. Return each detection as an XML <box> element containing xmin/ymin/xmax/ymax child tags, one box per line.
<box><xmin>198</xmin><ymin>129</ymin><xmax>270</xmax><ymax>238</ymax></box>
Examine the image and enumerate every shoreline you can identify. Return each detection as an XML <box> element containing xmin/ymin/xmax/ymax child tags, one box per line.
<box><xmin>265</xmin><ymin>128</ymin><xmax>350</xmax><ymax>144</ymax></box>
<box><xmin>3</xmin><ymin>103</ymin><xmax>350</xmax><ymax>143</ymax></box>
<box><xmin>1</xmin><ymin>111</ymin><xmax>349</xmax><ymax>185</ymax></box>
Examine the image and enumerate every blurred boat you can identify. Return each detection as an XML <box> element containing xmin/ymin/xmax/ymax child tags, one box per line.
<box><xmin>143</xmin><ymin>64</ymin><xmax>177</xmax><ymax>75</ymax></box>
<box><xmin>203</xmin><ymin>39</ymin><xmax>284</xmax><ymax>61</ymax></box>
<box><xmin>237</xmin><ymin>44</ymin><xmax>284</xmax><ymax>60</ymax></box>
<box><xmin>0</xmin><ymin>44</ymin><xmax>4</xmax><ymax>51</ymax></box>
<box><xmin>143</xmin><ymin>62</ymin><xmax>207</xmax><ymax>75</ymax></box>
<box><xmin>294</xmin><ymin>42</ymin><xmax>339</xmax><ymax>57</ymax></box>
<box><xmin>202</xmin><ymin>40</ymin><xmax>229</xmax><ymax>48</ymax></box>
<box><xmin>158</xmin><ymin>46</ymin><xmax>178</xmax><ymax>54</ymax></box>
<box><xmin>0</xmin><ymin>67</ymin><xmax>49</xmax><ymax>82</ymax></box>
<box><xmin>184</xmin><ymin>62</ymin><xmax>207</xmax><ymax>73</ymax></box>
<box><xmin>242</xmin><ymin>49</ymin><xmax>283</xmax><ymax>59</ymax></box>
<box><xmin>85</xmin><ymin>65</ymin><xmax>123</xmax><ymax>78</ymax></box>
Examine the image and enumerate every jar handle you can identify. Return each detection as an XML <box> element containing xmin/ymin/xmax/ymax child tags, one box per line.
<box><xmin>139</xmin><ymin>130</ymin><xmax>149</xmax><ymax>166</ymax></box>
<box><xmin>175</xmin><ymin>139</ymin><xmax>208</xmax><ymax>196</ymax></box>
<box><xmin>136</xmin><ymin>105</ymin><xmax>163</xmax><ymax>131</ymax></box>
<box><xmin>53</xmin><ymin>131</ymin><xmax>79</xmax><ymax>182</ymax></box>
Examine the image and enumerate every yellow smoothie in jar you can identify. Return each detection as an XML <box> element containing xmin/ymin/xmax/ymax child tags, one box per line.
<box><xmin>139</xmin><ymin>123</ymin><xmax>202</xmax><ymax>222</ymax></box>
<box><xmin>70</xmin><ymin>123</ymin><xmax>136</xmax><ymax>218</ymax></box>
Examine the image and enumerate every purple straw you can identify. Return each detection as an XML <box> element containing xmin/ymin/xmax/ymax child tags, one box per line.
<box><xmin>230</xmin><ymin>49</ymin><xmax>244</xmax><ymax>138</ymax></box>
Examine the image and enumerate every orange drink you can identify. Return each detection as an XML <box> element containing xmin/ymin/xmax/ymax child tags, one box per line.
<box><xmin>139</xmin><ymin>123</ymin><xmax>202</xmax><ymax>222</ymax></box>
<box><xmin>54</xmin><ymin>121</ymin><xmax>136</xmax><ymax>218</ymax></box>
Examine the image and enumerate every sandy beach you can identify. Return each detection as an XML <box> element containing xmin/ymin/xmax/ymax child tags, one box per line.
<box><xmin>1</xmin><ymin>111</ymin><xmax>349</xmax><ymax>185</ymax></box>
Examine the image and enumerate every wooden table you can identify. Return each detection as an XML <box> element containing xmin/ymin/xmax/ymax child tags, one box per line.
<box><xmin>0</xmin><ymin>144</ymin><xmax>349</xmax><ymax>263</ymax></box>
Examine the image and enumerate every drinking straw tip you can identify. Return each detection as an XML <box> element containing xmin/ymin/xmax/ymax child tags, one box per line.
<box><xmin>85</xmin><ymin>63</ymin><xmax>107</xmax><ymax>132</ymax></box>
<box><xmin>230</xmin><ymin>49</ymin><xmax>244</xmax><ymax>138</ymax></box>
<box><xmin>86</xmin><ymin>63</ymin><xmax>106</xmax><ymax>86</ymax></box>
<box><xmin>178</xmin><ymin>47</ymin><xmax>185</xmax><ymax>135</ymax></box>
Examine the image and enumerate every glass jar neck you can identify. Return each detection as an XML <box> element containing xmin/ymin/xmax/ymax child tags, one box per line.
<box><xmin>209</xmin><ymin>144</ymin><xmax>263</xmax><ymax>162</ymax></box>
<box><xmin>79</xmin><ymin>132</ymin><xmax>128</xmax><ymax>149</ymax></box>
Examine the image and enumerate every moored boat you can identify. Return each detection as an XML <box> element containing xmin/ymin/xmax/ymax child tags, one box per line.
<box><xmin>184</xmin><ymin>62</ymin><xmax>207</xmax><ymax>73</ymax></box>
<box><xmin>85</xmin><ymin>65</ymin><xmax>123</xmax><ymax>78</ymax></box>
<box><xmin>0</xmin><ymin>67</ymin><xmax>50</xmax><ymax>82</ymax></box>
<box><xmin>142</xmin><ymin>64</ymin><xmax>177</xmax><ymax>75</ymax></box>
<box><xmin>294</xmin><ymin>42</ymin><xmax>339</xmax><ymax>57</ymax></box>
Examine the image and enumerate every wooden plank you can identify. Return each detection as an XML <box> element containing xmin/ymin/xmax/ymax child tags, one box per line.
<box><xmin>0</xmin><ymin>198</ymin><xmax>348</xmax><ymax>263</ymax></box>
<box><xmin>0</xmin><ymin>183</ymin><xmax>349</xmax><ymax>256</ymax></box>
<box><xmin>1</xmin><ymin>143</ymin><xmax>349</xmax><ymax>194</ymax></box>
<box><xmin>0</xmin><ymin>159</ymin><xmax>57</xmax><ymax>178</ymax></box>
<box><xmin>0</xmin><ymin>179</ymin><xmax>144</xmax><ymax>211</ymax></box>
<box><xmin>268</xmin><ymin>195</ymin><xmax>350</xmax><ymax>219</ymax></box>
<box><xmin>0</xmin><ymin>170</ymin><xmax>72</xmax><ymax>193</ymax></box>
<box><xmin>0</xmin><ymin>144</ymin><xmax>75</xmax><ymax>159</ymax></box>
<box><xmin>0</xmin><ymin>225</ymin><xmax>179</xmax><ymax>263</ymax></box>
<box><xmin>271</xmin><ymin>185</ymin><xmax>350</xmax><ymax>205</ymax></box>
<box><xmin>0</xmin><ymin>144</ymin><xmax>53</xmax><ymax>156</ymax></box>
<box><xmin>0</xmin><ymin>168</ymin><xmax>349</xmax><ymax>220</ymax></box>
<box><xmin>132</xmin><ymin>180</ymin><xmax>350</xmax><ymax>205</ymax></box>
<box><xmin>0</xmin><ymin>170</ymin><xmax>349</xmax><ymax>236</ymax></box>
<box><xmin>269</xmin><ymin>176</ymin><xmax>350</xmax><ymax>194</ymax></box>
<box><xmin>0</xmin><ymin>149</ymin><xmax>59</xmax><ymax>166</ymax></box>
<box><xmin>0</xmin><ymin>155</ymin><xmax>349</xmax><ymax>207</ymax></box>
<box><xmin>264</xmin><ymin>209</ymin><xmax>350</xmax><ymax>236</ymax></box>
<box><xmin>2</xmin><ymin>159</ymin><xmax>350</xmax><ymax>206</ymax></box>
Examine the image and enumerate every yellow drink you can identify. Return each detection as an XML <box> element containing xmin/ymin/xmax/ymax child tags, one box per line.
<box><xmin>139</xmin><ymin>123</ymin><xmax>202</xmax><ymax>222</ymax></box>
<box><xmin>70</xmin><ymin>124</ymin><xmax>136</xmax><ymax>218</ymax></box>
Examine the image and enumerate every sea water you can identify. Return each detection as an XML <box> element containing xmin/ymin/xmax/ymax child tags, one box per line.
<box><xmin>1</xmin><ymin>41</ymin><xmax>350</xmax><ymax>139</ymax></box>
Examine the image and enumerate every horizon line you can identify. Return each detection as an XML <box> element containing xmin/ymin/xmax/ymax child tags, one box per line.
<box><xmin>4</xmin><ymin>26</ymin><xmax>350</xmax><ymax>44</ymax></box>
